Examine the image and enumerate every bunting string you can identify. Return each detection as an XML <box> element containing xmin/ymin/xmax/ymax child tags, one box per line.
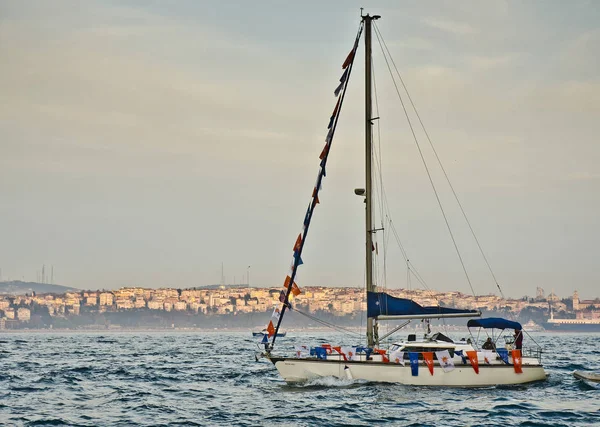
<box><xmin>269</xmin><ymin>22</ymin><xmax>364</xmax><ymax>349</ymax></box>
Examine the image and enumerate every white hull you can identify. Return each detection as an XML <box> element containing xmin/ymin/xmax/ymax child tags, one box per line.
<box><xmin>271</xmin><ymin>357</ymin><xmax>546</xmax><ymax>387</ymax></box>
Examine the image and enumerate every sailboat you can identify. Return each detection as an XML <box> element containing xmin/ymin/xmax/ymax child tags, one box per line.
<box><xmin>262</xmin><ymin>13</ymin><xmax>547</xmax><ymax>386</ymax></box>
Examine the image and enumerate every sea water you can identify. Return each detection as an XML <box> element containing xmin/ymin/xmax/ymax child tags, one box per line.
<box><xmin>0</xmin><ymin>331</ymin><xmax>598</xmax><ymax>426</ymax></box>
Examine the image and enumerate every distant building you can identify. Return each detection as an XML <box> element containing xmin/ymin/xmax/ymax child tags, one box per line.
<box><xmin>174</xmin><ymin>301</ymin><xmax>187</xmax><ymax>311</ymax></box>
<box><xmin>99</xmin><ymin>293</ymin><xmax>114</xmax><ymax>306</ymax></box>
<box><xmin>17</xmin><ymin>308</ymin><xmax>31</xmax><ymax>321</ymax></box>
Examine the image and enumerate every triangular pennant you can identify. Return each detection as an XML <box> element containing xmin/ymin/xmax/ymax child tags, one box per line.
<box><xmin>293</xmin><ymin>234</ymin><xmax>302</xmax><ymax>252</ymax></box>
<box><xmin>331</xmin><ymin>96</ymin><xmax>341</xmax><ymax>117</ymax></box>
<box><xmin>374</xmin><ymin>349</ymin><xmax>389</xmax><ymax>363</ymax></box>
<box><xmin>423</xmin><ymin>352</ymin><xmax>434</xmax><ymax>375</ymax></box>
<box><xmin>340</xmin><ymin>67</ymin><xmax>349</xmax><ymax>84</ymax></box>
<box><xmin>512</xmin><ymin>349</ymin><xmax>523</xmax><ymax>374</ymax></box>
<box><xmin>267</xmin><ymin>320</ymin><xmax>275</xmax><ymax>337</ymax></box>
<box><xmin>327</xmin><ymin>115</ymin><xmax>335</xmax><ymax>129</ymax></box>
<box><xmin>319</xmin><ymin>143</ymin><xmax>330</xmax><ymax>160</ymax></box>
<box><xmin>466</xmin><ymin>350</ymin><xmax>479</xmax><ymax>374</ymax></box>
<box><xmin>261</xmin><ymin>334</ymin><xmax>268</xmax><ymax>343</ymax></box>
<box><xmin>334</xmin><ymin>81</ymin><xmax>344</xmax><ymax>97</ymax></box>
<box><xmin>342</xmin><ymin>48</ymin><xmax>355</xmax><ymax>69</ymax></box>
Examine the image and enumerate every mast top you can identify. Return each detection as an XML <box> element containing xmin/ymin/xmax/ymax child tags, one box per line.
<box><xmin>361</xmin><ymin>10</ymin><xmax>381</xmax><ymax>20</ymax></box>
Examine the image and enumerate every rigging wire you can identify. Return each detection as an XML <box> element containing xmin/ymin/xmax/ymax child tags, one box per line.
<box><xmin>373</xmin><ymin>22</ymin><xmax>505</xmax><ymax>300</ymax></box>
<box><xmin>288</xmin><ymin>307</ymin><xmax>363</xmax><ymax>338</ymax></box>
<box><xmin>372</xmin><ymin>23</ymin><xmax>477</xmax><ymax>298</ymax></box>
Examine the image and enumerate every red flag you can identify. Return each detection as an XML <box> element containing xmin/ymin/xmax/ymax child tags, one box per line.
<box><xmin>331</xmin><ymin>96</ymin><xmax>341</xmax><ymax>117</ymax></box>
<box><xmin>512</xmin><ymin>349</ymin><xmax>523</xmax><ymax>374</ymax></box>
<box><xmin>283</xmin><ymin>276</ymin><xmax>291</xmax><ymax>288</ymax></box>
<box><xmin>332</xmin><ymin>346</ymin><xmax>347</xmax><ymax>361</ymax></box>
<box><xmin>267</xmin><ymin>320</ymin><xmax>275</xmax><ymax>337</ymax></box>
<box><xmin>291</xmin><ymin>282</ymin><xmax>302</xmax><ymax>296</ymax></box>
<box><xmin>466</xmin><ymin>350</ymin><xmax>479</xmax><ymax>374</ymax></box>
<box><xmin>293</xmin><ymin>234</ymin><xmax>302</xmax><ymax>252</ymax></box>
<box><xmin>319</xmin><ymin>143</ymin><xmax>330</xmax><ymax>160</ymax></box>
<box><xmin>374</xmin><ymin>349</ymin><xmax>389</xmax><ymax>363</ymax></box>
<box><xmin>423</xmin><ymin>352</ymin><xmax>434</xmax><ymax>375</ymax></box>
<box><xmin>342</xmin><ymin>49</ymin><xmax>355</xmax><ymax>69</ymax></box>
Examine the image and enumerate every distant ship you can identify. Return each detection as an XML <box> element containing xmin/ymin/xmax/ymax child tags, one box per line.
<box><xmin>542</xmin><ymin>308</ymin><xmax>600</xmax><ymax>332</ymax></box>
<box><xmin>523</xmin><ymin>320</ymin><xmax>544</xmax><ymax>332</ymax></box>
<box><xmin>542</xmin><ymin>317</ymin><xmax>600</xmax><ymax>332</ymax></box>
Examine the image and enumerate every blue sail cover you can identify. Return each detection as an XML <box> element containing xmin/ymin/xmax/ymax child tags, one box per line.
<box><xmin>467</xmin><ymin>318</ymin><xmax>522</xmax><ymax>330</ymax></box>
<box><xmin>367</xmin><ymin>291</ymin><xmax>479</xmax><ymax>318</ymax></box>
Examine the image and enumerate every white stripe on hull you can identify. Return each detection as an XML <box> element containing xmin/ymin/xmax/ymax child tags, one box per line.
<box><xmin>272</xmin><ymin>358</ymin><xmax>546</xmax><ymax>386</ymax></box>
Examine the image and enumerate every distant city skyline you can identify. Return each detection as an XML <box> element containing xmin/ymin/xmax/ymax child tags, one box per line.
<box><xmin>1</xmin><ymin>1</ymin><xmax>598</xmax><ymax>298</ymax></box>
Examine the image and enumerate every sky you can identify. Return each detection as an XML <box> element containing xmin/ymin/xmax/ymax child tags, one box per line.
<box><xmin>0</xmin><ymin>1</ymin><xmax>598</xmax><ymax>299</ymax></box>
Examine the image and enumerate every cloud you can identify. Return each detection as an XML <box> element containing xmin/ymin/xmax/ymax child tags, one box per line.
<box><xmin>466</xmin><ymin>53</ymin><xmax>520</xmax><ymax>71</ymax></box>
<box><xmin>421</xmin><ymin>17</ymin><xmax>477</xmax><ymax>35</ymax></box>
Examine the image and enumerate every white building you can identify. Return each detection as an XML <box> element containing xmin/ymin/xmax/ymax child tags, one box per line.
<box><xmin>17</xmin><ymin>308</ymin><xmax>31</xmax><ymax>321</ymax></box>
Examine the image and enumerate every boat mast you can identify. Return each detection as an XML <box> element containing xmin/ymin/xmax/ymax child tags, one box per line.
<box><xmin>363</xmin><ymin>13</ymin><xmax>379</xmax><ymax>348</ymax></box>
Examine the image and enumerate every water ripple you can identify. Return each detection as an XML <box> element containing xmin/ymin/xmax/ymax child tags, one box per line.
<box><xmin>0</xmin><ymin>331</ymin><xmax>599</xmax><ymax>425</ymax></box>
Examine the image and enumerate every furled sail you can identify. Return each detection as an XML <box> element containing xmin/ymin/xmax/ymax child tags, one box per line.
<box><xmin>367</xmin><ymin>291</ymin><xmax>480</xmax><ymax>319</ymax></box>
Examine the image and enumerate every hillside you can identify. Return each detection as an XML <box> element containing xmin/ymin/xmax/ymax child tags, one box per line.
<box><xmin>0</xmin><ymin>280</ymin><xmax>80</xmax><ymax>295</ymax></box>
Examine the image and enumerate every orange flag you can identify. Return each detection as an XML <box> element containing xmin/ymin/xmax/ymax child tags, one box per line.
<box><xmin>291</xmin><ymin>283</ymin><xmax>302</xmax><ymax>296</ymax></box>
<box><xmin>283</xmin><ymin>276</ymin><xmax>292</xmax><ymax>288</ymax></box>
<box><xmin>466</xmin><ymin>350</ymin><xmax>479</xmax><ymax>374</ymax></box>
<box><xmin>512</xmin><ymin>349</ymin><xmax>523</xmax><ymax>374</ymax></box>
<box><xmin>293</xmin><ymin>234</ymin><xmax>302</xmax><ymax>252</ymax></box>
<box><xmin>423</xmin><ymin>352</ymin><xmax>434</xmax><ymax>375</ymax></box>
<box><xmin>267</xmin><ymin>320</ymin><xmax>275</xmax><ymax>337</ymax></box>
<box><xmin>374</xmin><ymin>349</ymin><xmax>389</xmax><ymax>363</ymax></box>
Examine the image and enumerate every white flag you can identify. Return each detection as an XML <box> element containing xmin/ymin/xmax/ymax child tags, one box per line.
<box><xmin>435</xmin><ymin>350</ymin><xmax>455</xmax><ymax>372</ymax></box>
<box><xmin>390</xmin><ymin>350</ymin><xmax>405</xmax><ymax>365</ymax></box>
<box><xmin>294</xmin><ymin>345</ymin><xmax>310</xmax><ymax>358</ymax></box>
<box><xmin>271</xmin><ymin>307</ymin><xmax>281</xmax><ymax>320</ymax></box>
<box><xmin>341</xmin><ymin>347</ymin><xmax>358</xmax><ymax>361</ymax></box>
<box><xmin>483</xmin><ymin>350</ymin><xmax>494</xmax><ymax>364</ymax></box>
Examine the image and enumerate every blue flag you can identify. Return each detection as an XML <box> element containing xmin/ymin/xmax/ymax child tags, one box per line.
<box><xmin>497</xmin><ymin>348</ymin><xmax>509</xmax><ymax>364</ymax></box>
<box><xmin>409</xmin><ymin>352</ymin><xmax>419</xmax><ymax>376</ymax></box>
<box><xmin>355</xmin><ymin>346</ymin><xmax>373</xmax><ymax>359</ymax></box>
<box><xmin>315</xmin><ymin>347</ymin><xmax>327</xmax><ymax>360</ymax></box>
<box><xmin>261</xmin><ymin>334</ymin><xmax>268</xmax><ymax>344</ymax></box>
<box><xmin>454</xmin><ymin>350</ymin><xmax>468</xmax><ymax>364</ymax></box>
